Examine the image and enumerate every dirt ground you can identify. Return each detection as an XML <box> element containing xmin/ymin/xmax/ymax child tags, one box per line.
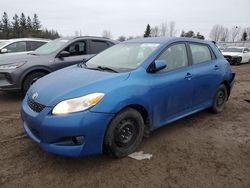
<box><xmin>0</xmin><ymin>64</ymin><xmax>250</xmax><ymax>188</ymax></box>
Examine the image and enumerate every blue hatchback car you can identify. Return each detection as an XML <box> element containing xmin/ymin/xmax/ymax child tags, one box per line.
<box><xmin>21</xmin><ymin>37</ymin><xmax>235</xmax><ymax>158</ymax></box>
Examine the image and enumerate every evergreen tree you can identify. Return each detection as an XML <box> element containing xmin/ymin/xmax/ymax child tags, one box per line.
<box><xmin>2</xmin><ymin>12</ymin><xmax>10</xmax><ymax>38</ymax></box>
<box><xmin>144</xmin><ymin>24</ymin><xmax>151</xmax><ymax>38</ymax></box>
<box><xmin>32</xmin><ymin>14</ymin><xmax>41</xmax><ymax>31</ymax></box>
<box><xmin>19</xmin><ymin>13</ymin><xmax>27</xmax><ymax>37</ymax></box>
<box><xmin>26</xmin><ymin>16</ymin><xmax>32</xmax><ymax>30</ymax></box>
<box><xmin>0</xmin><ymin>12</ymin><xmax>59</xmax><ymax>39</ymax></box>
<box><xmin>196</xmin><ymin>32</ymin><xmax>205</xmax><ymax>40</ymax></box>
<box><xmin>241</xmin><ymin>32</ymin><xmax>247</xmax><ymax>41</ymax></box>
<box><xmin>12</xmin><ymin>14</ymin><xmax>20</xmax><ymax>37</ymax></box>
<box><xmin>180</xmin><ymin>30</ymin><xmax>205</xmax><ymax>40</ymax></box>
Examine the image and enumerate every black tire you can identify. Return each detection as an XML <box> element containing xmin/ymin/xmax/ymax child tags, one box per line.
<box><xmin>211</xmin><ymin>84</ymin><xmax>228</xmax><ymax>113</ymax></box>
<box><xmin>104</xmin><ymin>108</ymin><xmax>145</xmax><ymax>158</ymax></box>
<box><xmin>22</xmin><ymin>72</ymin><xmax>46</xmax><ymax>96</ymax></box>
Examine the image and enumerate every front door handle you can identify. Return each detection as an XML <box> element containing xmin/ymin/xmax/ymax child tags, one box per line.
<box><xmin>185</xmin><ymin>72</ymin><xmax>192</xmax><ymax>80</ymax></box>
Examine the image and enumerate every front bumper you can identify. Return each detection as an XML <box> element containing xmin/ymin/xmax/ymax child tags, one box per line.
<box><xmin>20</xmin><ymin>96</ymin><xmax>114</xmax><ymax>157</ymax></box>
<box><xmin>224</xmin><ymin>55</ymin><xmax>242</xmax><ymax>65</ymax></box>
<box><xmin>0</xmin><ymin>70</ymin><xmax>20</xmax><ymax>91</ymax></box>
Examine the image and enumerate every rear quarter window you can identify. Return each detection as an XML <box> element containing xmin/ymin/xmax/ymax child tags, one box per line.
<box><xmin>190</xmin><ymin>44</ymin><xmax>212</xmax><ymax>64</ymax></box>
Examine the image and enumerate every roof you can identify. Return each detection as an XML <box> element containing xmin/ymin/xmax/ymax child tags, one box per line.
<box><xmin>7</xmin><ymin>38</ymin><xmax>51</xmax><ymax>42</ymax></box>
<box><xmin>60</xmin><ymin>36</ymin><xmax>118</xmax><ymax>44</ymax></box>
<box><xmin>123</xmin><ymin>37</ymin><xmax>211</xmax><ymax>45</ymax></box>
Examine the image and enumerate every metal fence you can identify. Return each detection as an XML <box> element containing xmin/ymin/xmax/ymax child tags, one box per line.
<box><xmin>218</xmin><ymin>41</ymin><xmax>250</xmax><ymax>48</ymax></box>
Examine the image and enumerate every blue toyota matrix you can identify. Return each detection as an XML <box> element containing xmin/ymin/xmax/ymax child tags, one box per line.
<box><xmin>21</xmin><ymin>37</ymin><xmax>235</xmax><ymax>158</ymax></box>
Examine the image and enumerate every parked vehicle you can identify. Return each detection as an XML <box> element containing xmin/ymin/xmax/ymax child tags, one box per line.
<box><xmin>21</xmin><ymin>37</ymin><xmax>235</xmax><ymax>158</ymax></box>
<box><xmin>0</xmin><ymin>36</ymin><xmax>117</xmax><ymax>94</ymax></box>
<box><xmin>0</xmin><ymin>38</ymin><xmax>49</xmax><ymax>56</ymax></box>
<box><xmin>222</xmin><ymin>46</ymin><xmax>250</xmax><ymax>65</ymax></box>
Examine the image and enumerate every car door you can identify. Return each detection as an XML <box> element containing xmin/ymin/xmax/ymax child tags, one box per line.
<box><xmin>148</xmin><ymin>43</ymin><xmax>194</xmax><ymax>128</ymax></box>
<box><xmin>242</xmin><ymin>48</ymin><xmax>250</xmax><ymax>63</ymax></box>
<box><xmin>54</xmin><ymin>40</ymin><xmax>93</xmax><ymax>69</ymax></box>
<box><xmin>188</xmin><ymin>43</ymin><xmax>222</xmax><ymax>109</ymax></box>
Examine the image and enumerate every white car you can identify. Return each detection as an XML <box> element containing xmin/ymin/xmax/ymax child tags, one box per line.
<box><xmin>0</xmin><ymin>38</ymin><xmax>50</xmax><ymax>56</ymax></box>
<box><xmin>222</xmin><ymin>46</ymin><xmax>250</xmax><ymax>65</ymax></box>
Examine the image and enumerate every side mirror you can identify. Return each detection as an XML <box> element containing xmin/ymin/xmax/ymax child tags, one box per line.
<box><xmin>243</xmin><ymin>50</ymin><xmax>248</xmax><ymax>53</ymax></box>
<box><xmin>58</xmin><ymin>51</ymin><xmax>70</xmax><ymax>58</ymax></box>
<box><xmin>0</xmin><ymin>48</ymin><xmax>8</xmax><ymax>54</ymax></box>
<box><xmin>148</xmin><ymin>60</ymin><xmax>167</xmax><ymax>73</ymax></box>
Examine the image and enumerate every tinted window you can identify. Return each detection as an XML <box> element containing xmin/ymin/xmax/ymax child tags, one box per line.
<box><xmin>26</xmin><ymin>41</ymin><xmax>47</xmax><ymax>51</ymax></box>
<box><xmin>157</xmin><ymin>43</ymin><xmax>188</xmax><ymax>72</ymax></box>
<box><xmin>244</xmin><ymin>48</ymin><xmax>249</xmax><ymax>52</ymax></box>
<box><xmin>5</xmin><ymin>42</ymin><xmax>26</xmax><ymax>53</ymax></box>
<box><xmin>190</xmin><ymin>44</ymin><xmax>212</xmax><ymax>64</ymax></box>
<box><xmin>64</xmin><ymin>41</ymin><xmax>86</xmax><ymax>56</ymax></box>
<box><xmin>90</xmin><ymin>40</ymin><xmax>110</xmax><ymax>54</ymax></box>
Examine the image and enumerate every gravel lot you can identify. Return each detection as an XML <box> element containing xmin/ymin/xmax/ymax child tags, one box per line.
<box><xmin>0</xmin><ymin>64</ymin><xmax>250</xmax><ymax>188</ymax></box>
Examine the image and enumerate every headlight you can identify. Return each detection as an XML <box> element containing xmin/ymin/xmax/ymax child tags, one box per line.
<box><xmin>0</xmin><ymin>62</ymin><xmax>25</xmax><ymax>70</ymax></box>
<box><xmin>52</xmin><ymin>93</ymin><xmax>105</xmax><ymax>115</ymax></box>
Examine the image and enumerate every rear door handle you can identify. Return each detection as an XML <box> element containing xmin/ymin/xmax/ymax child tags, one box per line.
<box><xmin>214</xmin><ymin>65</ymin><xmax>220</xmax><ymax>70</ymax></box>
<box><xmin>185</xmin><ymin>72</ymin><xmax>192</xmax><ymax>80</ymax></box>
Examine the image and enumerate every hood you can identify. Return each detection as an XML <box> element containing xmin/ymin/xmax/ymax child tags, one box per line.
<box><xmin>222</xmin><ymin>52</ymin><xmax>242</xmax><ymax>57</ymax></box>
<box><xmin>0</xmin><ymin>53</ymin><xmax>49</xmax><ymax>65</ymax></box>
<box><xmin>28</xmin><ymin>65</ymin><xmax>130</xmax><ymax>107</ymax></box>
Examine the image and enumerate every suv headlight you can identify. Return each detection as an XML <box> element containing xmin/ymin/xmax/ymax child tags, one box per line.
<box><xmin>52</xmin><ymin>93</ymin><xmax>105</xmax><ymax>115</ymax></box>
<box><xmin>0</xmin><ymin>62</ymin><xmax>25</xmax><ymax>70</ymax></box>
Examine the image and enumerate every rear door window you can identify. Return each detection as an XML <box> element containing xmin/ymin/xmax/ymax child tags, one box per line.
<box><xmin>190</xmin><ymin>44</ymin><xmax>212</xmax><ymax>64</ymax></box>
<box><xmin>90</xmin><ymin>40</ymin><xmax>110</xmax><ymax>54</ymax></box>
<box><xmin>27</xmin><ymin>41</ymin><xmax>47</xmax><ymax>51</ymax></box>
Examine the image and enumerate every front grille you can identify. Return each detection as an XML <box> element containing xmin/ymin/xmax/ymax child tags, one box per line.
<box><xmin>28</xmin><ymin>98</ymin><xmax>45</xmax><ymax>113</ymax></box>
<box><xmin>224</xmin><ymin>55</ymin><xmax>232</xmax><ymax>62</ymax></box>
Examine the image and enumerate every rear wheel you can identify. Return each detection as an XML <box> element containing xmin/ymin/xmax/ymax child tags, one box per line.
<box><xmin>22</xmin><ymin>72</ymin><xmax>47</xmax><ymax>96</ymax></box>
<box><xmin>211</xmin><ymin>84</ymin><xmax>228</xmax><ymax>113</ymax></box>
<box><xmin>104</xmin><ymin>108</ymin><xmax>144</xmax><ymax>158</ymax></box>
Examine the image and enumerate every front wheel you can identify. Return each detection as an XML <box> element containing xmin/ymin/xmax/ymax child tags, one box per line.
<box><xmin>210</xmin><ymin>84</ymin><xmax>228</xmax><ymax>113</ymax></box>
<box><xmin>22</xmin><ymin>72</ymin><xmax>47</xmax><ymax>96</ymax></box>
<box><xmin>104</xmin><ymin>108</ymin><xmax>145</xmax><ymax>158</ymax></box>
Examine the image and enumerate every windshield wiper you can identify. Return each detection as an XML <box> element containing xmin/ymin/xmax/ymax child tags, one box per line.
<box><xmin>78</xmin><ymin>61</ymin><xmax>87</xmax><ymax>68</ymax></box>
<box><xmin>97</xmin><ymin>66</ymin><xmax>118</xmax><ymax>73</ymax></box>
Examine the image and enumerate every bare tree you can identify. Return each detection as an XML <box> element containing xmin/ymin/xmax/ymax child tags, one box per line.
<box><xmin>169</xmin><ymin>21</ymin><xmax>177</xmax><ymax>37</ymax></box>
<box><xmin>160</xmin><ymin>22</ymin><xmax>168</xmax><ymax>36</ymax></box>
<box><xmin>151</xmin><ymin>26</ymin><xmax>160</xmax><ymax>37</ymax></box>
<box><xmin>244</xmin><ymin>27</ymin><xmax>250</xmax><ymax>40</ymax></box>
<box><xmin>231</xmin><ymin>26</ymin><xmax>241</xmax><ymax>42</ymax></box>
<box><xmin>209</xmin><ymin>24</ymin><xmax>225</xmax><ymax>41</ymax></box>
<box><xmin>117</xmin><ymin>36</ymin><xmax>126</xmax><ymax>42</ymax></box>
<box><xmin>102</xmin><ymin>30</ymin><xmax>113</xmax><ymax>39</ymax></box>
<box><xmin>221</xmin><ymin>27</ymin><xmax>229</xmax><ymax>41</ymax></box>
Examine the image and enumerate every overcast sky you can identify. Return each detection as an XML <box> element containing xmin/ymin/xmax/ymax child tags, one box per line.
<box><xmin>1</xmin><ymin>0</ymin><xmax>250</xmax><ymax>39</ymax></box>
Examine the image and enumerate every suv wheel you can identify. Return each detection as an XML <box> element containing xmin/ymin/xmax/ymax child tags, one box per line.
<box><xmin>22</xmin><ymin>72</ymin><xmax>46</xmax><ymax>96</ymax></box>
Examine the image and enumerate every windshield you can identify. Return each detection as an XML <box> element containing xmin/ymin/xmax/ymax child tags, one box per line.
<box><xmin>0</xmin><ymin>41</ymin><xmax>8</xmax><ymax>48</ymax></box>
<box><xmin>86</xmin><ymin>43</ymin><xmax>160</xmax><ymax>71</ymax></box>
<box><xmin>223</xmin><ymin>48</ymin><xmax>243</xmax><ymax>53</ymax></box>
<box><xmin>33</xmin><ymin>39</ymin><xmax>69</xmax><ymax>55</ymax></box>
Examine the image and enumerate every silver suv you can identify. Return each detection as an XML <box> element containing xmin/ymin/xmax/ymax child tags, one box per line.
<box><xmin>0</xmin><ymin>38</ymin><xmax>49</xmax><ymax>56</ymax></box>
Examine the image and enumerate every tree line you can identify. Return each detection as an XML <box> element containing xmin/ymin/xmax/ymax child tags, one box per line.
<box><xmin>209</xmin><ymin>24</ymin><xmax>250</xmax><ymax>42</ymax></box>
<box><xmin>0</xmin><ymin>12</ymin><xmax>60</xmax><ymax>39</ymax></box>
